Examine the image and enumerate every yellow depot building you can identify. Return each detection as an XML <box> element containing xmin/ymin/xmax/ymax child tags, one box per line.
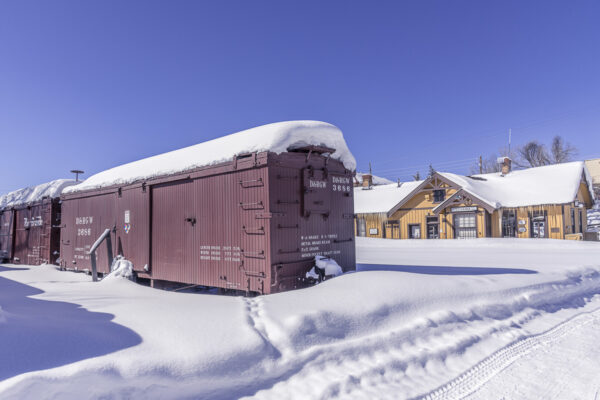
<box><xmin>354</xmin><ymin>160</ymin><xmax>595</xmax><ymax>240</ymax></box>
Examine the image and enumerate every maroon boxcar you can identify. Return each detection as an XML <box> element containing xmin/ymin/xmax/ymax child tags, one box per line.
<box><xmin>60</xmin><ymin>121</ymin><xmax>356</xmax><ymax>294</ymax></box>
<box><xmin>0</xmin><ymin>179</ymin><xmax>76</xmax><ymax>265</ymax></box>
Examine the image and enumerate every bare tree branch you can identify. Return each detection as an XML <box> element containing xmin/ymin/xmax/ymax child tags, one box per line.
<box><xmin>550</xmin><ymin>136</ymin><xmax>577</xmax><ymax>163</ymax></box>
<box><xmin>517</xmin><ymin>141</ymin><xmax>550</xmax><ymax>167</ymax></box>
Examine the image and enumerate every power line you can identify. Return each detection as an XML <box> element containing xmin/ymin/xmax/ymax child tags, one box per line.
<box><xmin>372</xmin><ymin>158</ymin><xmax>477</xmax><ymax>175</ymax></box>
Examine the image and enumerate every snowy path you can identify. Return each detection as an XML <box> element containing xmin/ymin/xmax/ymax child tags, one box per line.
<box><xmin>423</xmin><ymin>307</ymin><xmax>600</xmax><ymax>400</ymax></box>
<box><xmin>1</xmin><ymin>238</ymin><xmax>600</xmax><ymax>399</ymax></box>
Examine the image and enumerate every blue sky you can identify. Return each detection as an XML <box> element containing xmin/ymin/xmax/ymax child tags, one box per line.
<box><xmin>1</xmin><ymin>0</ymin><xmax>599</xmax><ymax>192</ymax></box>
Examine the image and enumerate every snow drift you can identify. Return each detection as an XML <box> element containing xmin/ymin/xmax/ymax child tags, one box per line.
<box><xmin>64</xmin><ymin>121</ymin><xmax>356</xmax><ymax>194</ymax></box>
<box><xmin>102</xmin><ymin>257</ymin><xmax>134</xmax><ymax>281</ymax></box>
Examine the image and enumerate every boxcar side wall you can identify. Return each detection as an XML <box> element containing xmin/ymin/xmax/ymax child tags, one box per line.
<box><xmin>116</xmin><ymin>186</ymin><xmax>150</xmax><ymax>272</ymax></box>
<box><xmin>149</xmin><ymin>155</ymin><xmax>272</xmax><ymax>293</ymax></box>
<box><xmin>268</xmin><ymin>153</ymin><xmax>356</xmax><ymax>293</ymax></box>
<box><xmin>60</xmin><ymin>192</ymin><xmax>118</xmax><ymax>273</ymax></box>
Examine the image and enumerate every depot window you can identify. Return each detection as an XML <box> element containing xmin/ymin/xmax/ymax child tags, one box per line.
<box><xmin>408</xmin><ymin>224</ymin><xmax>421</xmax><ymax>239</ymax></box>
<box><xmin>433</xmin><ymin>189</ymin><xmax>446</xmax><ymax>203</ymax></box>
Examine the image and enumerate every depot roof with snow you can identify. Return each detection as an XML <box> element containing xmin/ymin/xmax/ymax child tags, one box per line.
<box><xmin>355</xmin><ymin>161</ymin><xmax>594</xmax><ymax>215</ymax></box>
<box><xmin>0</xmin><ymin>179</ymin><xmax>78</xmax><ymax>209</ymax></box>
<box><xmin>354</xmin><ymin>181</ymin><xmax>423</xmax><ymax>214</ymax></box>
<box><xmin>64</xmin><ymin>121</ymin><xmax>356</xmax><ymax>194</ymax></box>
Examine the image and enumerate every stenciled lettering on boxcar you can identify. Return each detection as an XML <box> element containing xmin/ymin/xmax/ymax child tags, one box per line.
<box><xmin>199</xmin><ymin>245</ymin><xmax>242</xmax><ymax>262</ymax></box>
<box><xmin>75</xmin><ymin>216</ymin><xmax>94</xmax><ymax>237</ymax></box>
<box><xmin>309</xmin><ymin>179</ymin><xmax>327</xmax><ymax>189</ymax></box>
<box><xmin>300</xmin><ymin>233</ymin><xmax>341</xmax><ymax>258</ymax></box>
<box><xmin>23</xmin><ymin>216</ymin><xmax>43</xmax><ymax>228</ymax></box>
<box><xmin>331</xmin><ymin>175</ymin><xmax>352</xmax><ymax>193</ymax></box>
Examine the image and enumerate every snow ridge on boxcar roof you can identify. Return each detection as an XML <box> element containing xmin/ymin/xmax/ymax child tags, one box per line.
<box><xmin>64</xmin><ymin>120</ymin><xmax>356</xmax><ymax>194</ymax></box>
<box><xmin>0</xmin><ymin>179</ymin><xmax>78</xmax><ymax>208</ymax></box>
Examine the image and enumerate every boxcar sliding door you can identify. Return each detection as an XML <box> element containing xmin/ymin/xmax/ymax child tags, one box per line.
<box><xmin>151</xmin><ymin>180</ymin><xmax>196</xmax><ymax>284</ymax></box>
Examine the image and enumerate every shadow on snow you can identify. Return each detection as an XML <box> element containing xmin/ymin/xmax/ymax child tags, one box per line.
<box><xmin>357</xmin><ymin>264</ymin><xmax>538</xmax><ymax>275</ymax></box>
<box><xmin>0</xmin><ymin>267</ymin><xmax>141</xmax><ymax>381</ymax></box>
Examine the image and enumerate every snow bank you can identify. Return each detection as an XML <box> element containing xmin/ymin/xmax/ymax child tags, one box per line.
<box><xmin>0</xmin><ymin>179</ymin><xmax>77</xmax><ymax>208</ymax></box>
<box><xmin>102</xmin><ymin>257</ymin><xmax>134</xmax><ymax>281</ymax></box>
<box><xmin>64</xmin><ymin>121</ymin><xmax>356</xmax><ymax>194</ymax></box>
<box><xmin>306</xmin><ymin>255</ymin><xmax>344</xmax><ymax>279</ymax></box>
<box><xmin>315</xmin><ymin>255</ymin><xmax>343</xmax><ymax>276</ymax></box>
<box><xmin>354</xmin><ymin>180</ymin><xmax>422</xmax><ymax>213</ymax></box>
<box><xmin>440</xmin><ymin>161</ymin><xmax>592</xmax><ymax>208</ymax></box>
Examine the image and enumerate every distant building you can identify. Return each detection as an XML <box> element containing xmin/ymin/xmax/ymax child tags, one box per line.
<box><xmin>354</xmin><ymin>160</ymin><xmax>595</xmax><ymax>240</ymax></box>
<box><xmin>585</xmin><ymin>158</ymin><xmax>600</xmax><ymax>198</ymax></box>
<box><xmin>353</xmin><ymin>172</ymin><xmax>394</xmax><ymax>188</ymax></box>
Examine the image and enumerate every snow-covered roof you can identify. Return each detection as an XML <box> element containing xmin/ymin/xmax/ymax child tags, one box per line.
<box><xmin>354</xmin><ymin>172</ymin><xmax>394</xmax><ymax>186</ymax></box>
<box><xmin>354</xmin><ymin>162</ymin><xmax>593</xmax><ymax>215</ymax></box>
<box><xmin>438</xmin><ymin>161</ymin><xmax>593</xmax><ymax>209</ymax></box>
<box><xmin>0</xmin><ymin>179</ymin><xmax>78</xmax><ymax>209</ymax></box>
<box><xmin>354</xmin><ymin>181</ymin><xmax>423</xmax><ymax>214</ymax></box>
<box><xmin>64</xmin><ymin>121</ymin><xmax>356</xmax><ymax>194</ymax></box>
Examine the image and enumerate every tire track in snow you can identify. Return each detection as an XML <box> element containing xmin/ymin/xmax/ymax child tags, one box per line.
<box><xmin>417</xmin><ymin>307</ymin><xmax>600</xmax><ymax>400</ymax></box>
<box><xmin>248</xmin><ymin>307</ymin><xmax>543</xmax><ymax>400</ymax></box>
<box><xmin>247</xmin><ymin>275</ymin><xmax>600</xmax><ymax>399</ymax></box>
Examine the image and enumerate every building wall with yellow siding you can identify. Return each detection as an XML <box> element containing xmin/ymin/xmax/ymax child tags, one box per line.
<box><xmin>357</xmin><ymin>203</ymin><xmax>582</xmax><ymax>240</ymax></box>
<box><xmin>355</xmin><ymin>172</ymin><xmax>594</xmax><ymax>240</ymax></box>
<box><xmin>355</xmin><ymin>212</ymin><xmax>387</xmax><ymax>238</ymax></box>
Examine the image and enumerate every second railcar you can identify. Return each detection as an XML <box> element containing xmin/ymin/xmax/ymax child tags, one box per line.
<box><xmin>0</xmin><ymin>179</ymin><xmax>76</xmax><ymax>265</ymax></box>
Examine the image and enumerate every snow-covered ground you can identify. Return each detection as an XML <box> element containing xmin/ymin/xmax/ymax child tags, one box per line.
<box><xmin>1</xmin><ymin>238</ymin><xmax>600</xmax><ymax>399</ymax></box>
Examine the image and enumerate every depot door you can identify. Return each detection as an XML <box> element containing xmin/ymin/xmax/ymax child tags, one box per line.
<box><xmin>530</xmin><ymin>212</ymin><xmax>547</xmax><ymax>238</ymax></box>
<box><xmin>426</xmin><ymin>216</ymin><xmax>439</xmax><ymax>239</ymax></box>
<box><xmin>357</xmin><ymin>218</ymin><xmax>366</xmax><ymax>237</ymax></box>
<box><xmin>454</xmin><ymin>213</ymin><xmax>477</xmax><ymax>239</ymax></box>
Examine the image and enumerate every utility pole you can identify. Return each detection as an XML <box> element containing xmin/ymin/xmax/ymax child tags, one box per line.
<box><xmin>508</xmin><ymin>128</ymin><xmax>512</xmax><ymax>154</ymax></box>
<box><xmin>70</xmin><ymin>169</ymin><xmax>84</xmax><ymax>182</ymax></box>
<box><xmin>479</xmin><ymin>155</ymin><xmax>483</xmax><ymax>174</ymax></box>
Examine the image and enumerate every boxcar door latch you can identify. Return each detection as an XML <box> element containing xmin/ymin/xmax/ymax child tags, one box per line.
<box><xmin>185</xmin><ymin>217</ymin><xmax>197</xmax><ymax>226</ymax></box>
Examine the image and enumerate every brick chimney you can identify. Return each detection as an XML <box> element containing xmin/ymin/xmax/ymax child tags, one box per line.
<box><xmin>497</xmin><ymin>157</ymin><xmax>512</xmax><ymax>175</ymax></box>
<box><xmin>362</xmin><ymin>173</ymin><xmax>373</xmax><ymax>189</ymax></box>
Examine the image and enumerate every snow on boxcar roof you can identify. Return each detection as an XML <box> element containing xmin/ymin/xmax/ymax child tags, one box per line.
<box><xmin>439</xmin><ymin>161</ymin><xmax>594</xmax><ymax>209</ymax></box>
<box><xmin>64</xmin><ymin>120</ymin><xmax>356</xmax><ymax>194</ymax></box>
<box><xmin>0</xmin><ymin>179</ymin><xmax>78</xmax><ymax>208</ymax></box>
<box><xmin>354</xmin><ymin>180</ymin><xmax>423</xmax><ymax>214</ymax></box>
